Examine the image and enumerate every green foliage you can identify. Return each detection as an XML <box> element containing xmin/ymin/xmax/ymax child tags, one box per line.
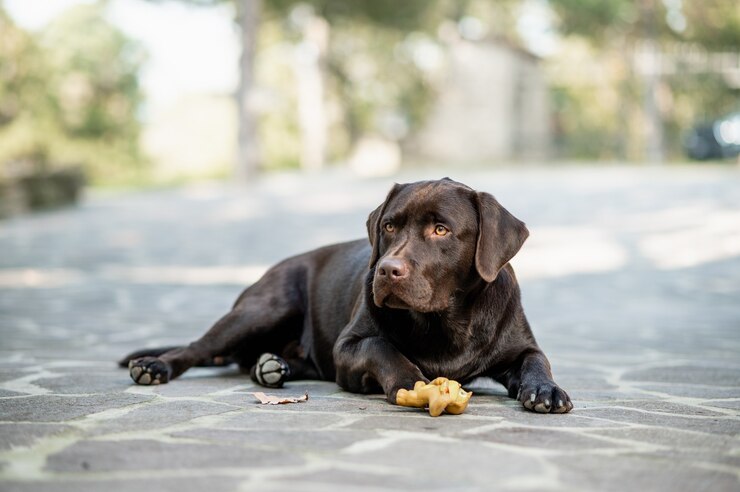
<box><xmin>550</xmin><ymin>0</ymin><xmax>740</xmax><ymax>48</ymax></box>
<box><xmin>327</xmin><ymin>22</ymin><xmax>434</xmax><ymax>142</ymax></box>
<box><xmin>664</xmin><ymin>72</ymin><xmax>739</xmax><ymax>158</ymax></box>
<box><xmin>161</xmin><ymin>0</ymin><xmax>436</xmax><ymax>170</ymax></box>
<box><xmin>0</xmin><ymin>3</ymin><xmax>146</xmax><ymax>185</ymax></box>
<box><xmin>251</xmin><ymin>0</ymin><xmax>436</xmax><ymax>169</ymax></box>
<box><xmin>0</xmin><ymin>9</ymin><xmax>52</xmax><ymax>159</ymax></box>
<box><xmin>548</xmin><ymin>0</ymin><xmax>740</xmax><ymax>160</ymax></box>
<box><xmin>549</xmin><ymin>0</ymin><xmax>638</xmax><ymax>45</ymax></box>
<box><xmin>255</xmin><ymin>21</ymin><xmax>302</xmax><ymax>170</ymax></box>
<box><xmin>551</xmin><ymin>86</ymin><xmax>620</xmax><ymax>159</ymax></box>
<box><xmin>255</xmin><ymin>16</ymin><xmax>434</xmax><ymax>170</ymax></box>
<box><xmin>682</xmin><ymin>0</ymin><xmax>740</xmax><ymax>49</ymax></box>
<box><xmin>264</xmin><ymin>0</ymin><xmax>432</xmax><ymax>30</ymax></box>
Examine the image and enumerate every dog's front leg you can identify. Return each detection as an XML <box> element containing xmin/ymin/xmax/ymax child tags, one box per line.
<box><xmin>496</xmin><ymin>349</ymin><xmax>573</xmax><ymax>413</ymax></box>
<box><xmin>333</xmin><ymin>312</ymin><xmax>427</xmax><ymax>403</ymax></box>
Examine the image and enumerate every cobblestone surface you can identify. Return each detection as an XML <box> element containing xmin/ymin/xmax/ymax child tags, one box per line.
<box><xmin>1</xmin><ymin>166</ymin><xmax>739</xmax><ymax>491</ymax></box>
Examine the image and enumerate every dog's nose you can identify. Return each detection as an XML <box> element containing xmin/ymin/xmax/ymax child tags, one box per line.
<box><xmin>377</xmin><ymin>257</ymin><xmax>409</xmax><ymax>281</ymax></box>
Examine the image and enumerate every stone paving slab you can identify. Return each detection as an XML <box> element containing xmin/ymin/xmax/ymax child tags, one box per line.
<box><xmin>1</xmin><ymin>166</ymin><xmax>739</xmax><ymax>491</ymax></box>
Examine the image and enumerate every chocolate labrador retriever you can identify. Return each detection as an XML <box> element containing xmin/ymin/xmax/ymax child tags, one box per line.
<box><xmin>120</xmin><ymin>178</ymin><xmax>572</xmax><ymax>413</ymax></box>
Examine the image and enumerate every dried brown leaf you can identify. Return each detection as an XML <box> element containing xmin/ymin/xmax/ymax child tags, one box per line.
<box><xmin>252</xmin><ymin>391</ymin><xmax>309</xmax><ymax>405</ymax></box>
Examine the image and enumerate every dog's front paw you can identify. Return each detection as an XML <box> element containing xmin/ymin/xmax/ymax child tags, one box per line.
<box><xmin>129</xmin><ymin>357</ymin><xmax>171</xmax><ymax>385</ymax></box>
<box><xmin>517</xmin><ymin>380</ymin><xmax>573</xmax><ymax>414</ymax></box>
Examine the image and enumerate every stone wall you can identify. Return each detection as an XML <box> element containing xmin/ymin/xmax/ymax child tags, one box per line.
<box><xmin>0</xmin><ymin>167</ymin><xmax>84</xmax><ymax>218</ymax></box>
<box><xmin>409</xmin><ymin>38</ymin><xmax>551</xmax><ymax>164</ymax></box>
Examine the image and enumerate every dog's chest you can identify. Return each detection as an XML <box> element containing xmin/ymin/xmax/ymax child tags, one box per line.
<box><xmin>395</xmin><ymin>320</ymin><xmax>493</xmax><ymax>382</ymax></box>
<box><xmin>413</xmin><ymin>350</ymin><xmax>489</xmax><ymax>382</ymax></box>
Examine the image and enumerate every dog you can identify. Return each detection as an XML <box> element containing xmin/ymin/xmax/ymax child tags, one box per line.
<box><xmin>120</xmin><ymin>178</ymin><xmax>572</xmax><ymax>414</ymax></box>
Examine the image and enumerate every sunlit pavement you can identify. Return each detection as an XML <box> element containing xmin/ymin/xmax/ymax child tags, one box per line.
<box><xmin>1</xmin><ymin>165</ymin><xmax>739</xmax><ymax>491</ymax></box>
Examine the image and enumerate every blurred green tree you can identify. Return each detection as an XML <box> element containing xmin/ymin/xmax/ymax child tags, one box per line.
<box><xmin>259</xmin><ymin>0</ymin><xmax>435</xmax><ymax>170</ymax></box>
<box><xmin>551</xmin><ymin>0</ymin><xmax>740</xmax><ymax>49</ymax></box>
<box><xmin>156</xmin><ymin>0</ymin><xmax>433</xmax><ymax>175</ymax></box>
<box><xmin>0</xmin><ymin>2</ymin><xmax>146</xmax><ymax>184</ymax></box>
<box><xmin>548</xmin><ymin>0</ymin><xmax>740</xmax><ymax>161</ymax></box>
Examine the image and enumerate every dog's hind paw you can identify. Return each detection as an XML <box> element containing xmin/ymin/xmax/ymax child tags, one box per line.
<box><xmin>129</xmin><ymin>357</ymin><xmax>171</xmax><ymax>385</ymax></box>
<box><xmin>251</xmin><ymin>353</ymin><xmax>290</xmax><ymax>388</ymax></box>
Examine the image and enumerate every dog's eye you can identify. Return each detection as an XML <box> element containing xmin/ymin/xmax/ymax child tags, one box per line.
<box><xmin>434</xmin><ymin>225</ymin><xmax>449</xmax><ymax>236</ymax></box>
<box><xmin>384</xmin><ymin>223</ymin><xmax>395</xmax><ymax>233</ymax></box>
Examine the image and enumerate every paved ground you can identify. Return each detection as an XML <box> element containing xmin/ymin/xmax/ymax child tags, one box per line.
<box><xmin>0</xmin><ymin>165</ymin><xmax>739</xmax><ymax>491</ymax></box>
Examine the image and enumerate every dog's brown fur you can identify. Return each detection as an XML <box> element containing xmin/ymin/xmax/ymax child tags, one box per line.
<box><xmin>120</xmin><ymin>178</ymin><xmax>572</xmax><ymax>413</ymax></box>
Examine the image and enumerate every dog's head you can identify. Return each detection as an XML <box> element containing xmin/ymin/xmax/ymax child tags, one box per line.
<box><xmin>367</xmin><ymin>178</ymin><xmax>529</xmax><ymax>313</ymax></box>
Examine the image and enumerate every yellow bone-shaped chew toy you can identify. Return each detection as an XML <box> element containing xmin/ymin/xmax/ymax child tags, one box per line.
<box><xmin>396</xmin><ymin>377</ymin><xmax>473</xmax><ymax>417</ymax></box>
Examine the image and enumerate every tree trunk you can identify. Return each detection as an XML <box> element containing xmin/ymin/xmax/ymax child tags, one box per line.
<box><xmin>640</xmin><ymin>0</ymin><xmax>664</xmax><ymax>164</ymax></box>
<box><xmin>235</xmin><ymin>0</ymin><xmax>262</xmax><ymax>180</ymax></box>
<box><xmin>294</xmin><ymin>12</ymin><xmax>329</xmax><ymax>171</ymax></box>
<box><xmin>642</xmin><ymin>39</ymin><xmax>664</xmax><ymax>164</ymax></box>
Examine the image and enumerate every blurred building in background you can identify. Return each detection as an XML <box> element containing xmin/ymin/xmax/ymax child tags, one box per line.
<box><xmin>411</xmin><ymin>35</ymin><xmax>550</xmax><ymax>164</ymax></box>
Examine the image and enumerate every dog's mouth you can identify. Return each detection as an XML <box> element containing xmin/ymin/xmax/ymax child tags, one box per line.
<box><xmin>372</xmin><ymin>279</ymin><xmax>438</xmax><ymax>312</ymax></box>
<box><xmin>373</xmin><ymin>281</ymin><xmax>410</xmax><ymax>310</ymax></box>
<box><xmin>379</xmin><ymin>293</ymin><xmax>411</xmax><ymax>310</ymax></box>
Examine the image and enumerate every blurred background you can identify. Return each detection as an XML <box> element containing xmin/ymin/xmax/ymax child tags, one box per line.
<box><xmin>0</xmin><ymin>0</ymin><xmax>738</xmax><ymax>214</ymax></box>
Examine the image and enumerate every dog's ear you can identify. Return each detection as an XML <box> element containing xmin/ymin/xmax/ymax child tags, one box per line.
<box><xmin>474</xmin><ymin>192</ymin><xmax>529</xmax><ymax>282</ymax></box>
<box><xmin>367</xmin><ymin>183</ymin><xmax>404</xmax><ymax>268</ymax></box>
